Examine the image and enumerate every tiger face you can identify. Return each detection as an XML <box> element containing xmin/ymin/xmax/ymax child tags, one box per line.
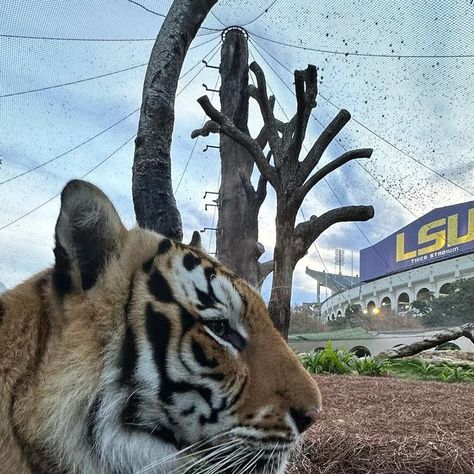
<box><xmin>1</xmin><ymin>180</ymin><xmax>321</xmax><ymax>474</ymax></box>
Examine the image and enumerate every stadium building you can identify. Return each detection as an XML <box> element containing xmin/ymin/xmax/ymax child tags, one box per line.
<box><xmin>306</xmin><ymin>201</ymin><xmax>474</xmax><ymax>320</ymax></box>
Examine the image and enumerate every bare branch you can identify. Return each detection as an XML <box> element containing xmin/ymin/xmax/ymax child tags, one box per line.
<box><xmin>288</xmin><ymin>65</ymin><xmax>317</xmax><ymax>161</ymax></box>
<box><xmin>257</xmin><ymin>259</ymin><xmax>274</xmax><ymax>288</ymax></box>
<box><xmin>298</xmin><ymin>109</ymin><xmax>351</xmax><ymax>183</ymax></box>
<box><xmin>249</xmin><ymin>62</ymin><xmax>282</xmax><ymax>159</ymax></box>
<box><xmin>255</xmin><ymin>151</ymin><xmax>272</xmax><ymax>208</ymax></box>
<box><xmin>295</xmin><ymin>148</ymin><xmax>373</xmax><ymax>203</ymax></box>
<box><xmin>291</xmin><ymin>205</ymin><xmax>374</xmax><ymax>262</ymax></box>
<box><xmin>191</xmin><ymin>120</ymin><xmax>220</xmax><ymax>139</ymax></box>
<box><xmin>196</xmin><ymin>95</ymin><xmax>279</xmax><ymax>187</ymax></box>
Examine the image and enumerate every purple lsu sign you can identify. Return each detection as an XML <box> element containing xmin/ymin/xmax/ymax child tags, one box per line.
<box><xmin>360</xmin><ymin>201</ymin><xmax>474</xmax><ymax>282</ymax></box>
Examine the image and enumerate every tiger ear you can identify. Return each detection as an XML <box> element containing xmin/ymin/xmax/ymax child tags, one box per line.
<box><xmin>53</xmin><ymin>180</ymin><xmax>127</xmax><ymax>295</ymax></box>
<box><xmin>188</xmin><ymin>230</ymin><xmax>204</xmax><ymax>251</ymax></box>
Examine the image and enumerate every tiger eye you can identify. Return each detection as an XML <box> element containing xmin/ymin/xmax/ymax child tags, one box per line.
<box><xmin>211</xmin><ymin>320</ymin><xmax>227</xmax><ymax>337</ymax></box>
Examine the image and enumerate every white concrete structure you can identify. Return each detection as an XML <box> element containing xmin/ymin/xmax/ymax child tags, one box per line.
<box><xmin>321</xmin><ymin>253</ymin><xmax>474</xmax><ymax>319</ymax></box>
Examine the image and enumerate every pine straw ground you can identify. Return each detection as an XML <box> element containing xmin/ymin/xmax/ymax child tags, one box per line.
<box><xmin>287</xmin><ymin>375</ymin><xmax>474</xmax><ymax>474</ymax></box>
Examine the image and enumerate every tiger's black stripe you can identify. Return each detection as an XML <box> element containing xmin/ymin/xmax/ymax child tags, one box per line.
<box><xmin>148</xmin><ymin>269</ymin><xmax>174</xmax><ymax>303</ymax></box>
<box><xmin>146</xmin><ymin>305</ymin><xmax>215</xmax><ymax>409</ymax></box>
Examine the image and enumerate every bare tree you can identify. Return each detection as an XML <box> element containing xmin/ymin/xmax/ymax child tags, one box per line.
<box><xmin>194</xmin><ymin>62</ymin><xmax>374</xmax><ymax>338</ymax></box>
<box><xmin>132</xmin><ymin>0</ymin><xmax>217</xmax><ymax>241</ymax></box>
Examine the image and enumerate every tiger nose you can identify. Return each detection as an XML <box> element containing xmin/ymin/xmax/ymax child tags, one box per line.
<box><xmin>290</xmin><ymin>407</ymin><xmax>322</xmax><ymax>434</ymax></box>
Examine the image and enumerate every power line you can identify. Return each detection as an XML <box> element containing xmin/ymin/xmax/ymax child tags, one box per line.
<box><xmin>250</xmin><ymin>38</ymin><xmax>474</xmax><ymax>198</ymax></box>
<box><xmin>0</xmin><ymin>62</ymin><xmax>147</xmax><ymax>98</ymax></box>
<box><xmin>1</xmin><ymin>43</ymin><xmax>218</xmax><ymax>186</ymax></box>
<box><xmin>0</xmin><ymin>135</ymin><xmax>135</xmax><ymax>231</ymax></box>
<box><xmin>242</xmin><ymin>0</ymin><xmax>279</xmax><ymax>27</ymax></box>
<box><xmin>248</xmin><ymin>31</ymin><xmax>474</xmax><ymax>59</ymax></box>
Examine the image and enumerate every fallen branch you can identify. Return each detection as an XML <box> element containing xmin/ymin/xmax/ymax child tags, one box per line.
<box><xmin>378</xmin><ymin>323</ymin><xmax>474</xmax><ymax>359</ymax></box>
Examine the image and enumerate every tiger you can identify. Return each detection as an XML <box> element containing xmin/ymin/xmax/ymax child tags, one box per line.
<box><xmin>0</xmin><ymin>180</ymin><xmax>322</xmax><ymax>474</ymax></box>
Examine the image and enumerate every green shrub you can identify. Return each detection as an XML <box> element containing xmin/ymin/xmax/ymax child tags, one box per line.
<box><xmin>351</xmin><ymin>356</ymin><xmax>388</xmax><ymax>376</ymax></box>
<box><xmin>300</xmin><ymin>341</ymin><xmax>354</xmax><ymax>375</ymax></box>
<box><xmin>437</xmin><ymin>364</ymin><xmax>474</xmax><ymax>383</ymax></box>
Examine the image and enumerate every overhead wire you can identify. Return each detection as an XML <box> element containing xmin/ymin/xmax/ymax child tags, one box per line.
<box><xmin>0</xmin><ymin>63</ymin><xmax>147</xmax><ymax>98</ymax></box>
<box><xmin>0</xmin><ymin>33</ymin><xmax>156</xmax><ymax>42</ymax></box>
<box><xmin>247</xmin><ymin>30</ymin><xmax>474</xmax><ymax>59</ymax></box>
<box><xmin>0</xmin><ymin>109</ymin><xmax>139</xmax><ymax>185</ymax></box>
<box><xmin>1</xmin><ymin>35</ymin><xmax>220</xmax><ymax>99</ymax></box>
<box><xmin>0</xmin><ymin>41</ymin><xmax>221</xmax><ymax>186</ymax></box>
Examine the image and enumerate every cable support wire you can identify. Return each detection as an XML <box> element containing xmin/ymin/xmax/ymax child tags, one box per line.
<box><xmin>0</xmin><ymin>135</ymin><xmax>135</xmax><ymax>231</ymax></box>
<box><xmin>250</xmin><ymin>38</ymin><xmax>474</xmax><ymax>198</ymax></box>
<box><xmin>1</xmin><ymin>42</ymin><xmax>220</xmax><ymax>187</ymax></box>
<box><xmin>174</xmin><ymin>57</ymin><xmax>221</xmax><ymax>195</ymax></box>
<box><xmin>241</xmin><ymin>0</ymin><xmax>279</xmax><ymax>27</ymax></box>
<box><xmin>247</xmin><ymin>31</ymin><xmax>474</xmax><ymax>59</ymax></box>
<box><xmin>0</xmin><ymin>42</ymin><xmax>217</xmax><ymax>230</ymax></box>
<box><xmin>126</xmin><ymin>0</ymin><xmax>220</xmax><ymax>32</ymax></box>
<box><xmin>0</xmin><ymin>33</ymin><xmax>156</xmax><ymax>42</ymax></box>
<box><xmin>248</xmin><ymin>41</ymin><xmax>474</xmax><ymax>275</ymax></box>
<box><xmin>1</xmin><ymin>36</ymin><xmax>220</xmax><ymax>99</ymax></box>
<box><xmin>0</xmin><ymin>32</ymin><xmax>220</xmax><ymax>49</ymax></box>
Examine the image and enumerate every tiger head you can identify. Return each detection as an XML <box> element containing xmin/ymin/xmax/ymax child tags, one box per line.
<box><xmin>5</xmin><ymin>180</ymin><xmax>321</xmax><ymax>474</ymax></box>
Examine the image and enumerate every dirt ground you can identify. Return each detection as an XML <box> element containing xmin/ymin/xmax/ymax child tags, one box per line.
<box><xmin>287</xmin><ymin>374</ymin><xmax>474</xmax><ymax>474</ymax></box>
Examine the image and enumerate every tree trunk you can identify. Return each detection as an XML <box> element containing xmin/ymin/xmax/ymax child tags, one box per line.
<box><xmin>268</xmin><ymin>203</ymin><xmax>297</xmax><ymax>338</ymax></box>
<box><xmin>377</xmin><ymin>323</ymin><xmax>474</xmax><ymax>359</ymax></box>
<box><xmin>132</xmin><ymin>0</ymin><xmax>217</xmax><ymax>241</ymax></box>
<box><xmin>217</xmin><ymin>29</ymin><xmax>264</xmax><ymax>286</ymax></box>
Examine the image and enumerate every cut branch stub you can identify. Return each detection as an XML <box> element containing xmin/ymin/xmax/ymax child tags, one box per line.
<box><xmin>191</xmin><ymin>120</ymin><xmax>220</xmax><ymax>138</ymax></box>
<box><xmin>196</xmin><ymin>95</ymin><xmax>279</xmax><ymax>187</ymax></box>
<box><xmin>288</xmin><ymin>65</ymin><xmax>317</xmax><ymax>161</ymax></box>
<box><xmin>291</xmin><ymin>205</ymin><xmax>374</xmax><ymax>262</ymax></box>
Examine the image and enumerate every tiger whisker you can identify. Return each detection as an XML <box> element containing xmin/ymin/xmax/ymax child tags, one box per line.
<box><xmin>175</xmin><ymin>439</ymin><xmax>243</xmax><ymax>474</ymax></box>
<box><xmin>196</xmin><ymin>447</ymin><xmax>251</xmax><ymax>474</ymax></box>
<box><xmin>134</xmin><ymin>431</ymin><xmax>235</xmax><ymax>473</ymax></box>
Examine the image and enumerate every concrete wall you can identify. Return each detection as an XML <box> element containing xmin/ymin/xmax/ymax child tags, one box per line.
<box><xmin>321</xmin><ymin>254</ymin><xmax>474</xmax><ymax>319</ymax></box>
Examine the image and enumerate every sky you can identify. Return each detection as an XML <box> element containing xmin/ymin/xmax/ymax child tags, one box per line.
<box><xmin>1</xmin><ymin>0</ymin><xmax>473</xmax><ymax>303</ymax></box>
